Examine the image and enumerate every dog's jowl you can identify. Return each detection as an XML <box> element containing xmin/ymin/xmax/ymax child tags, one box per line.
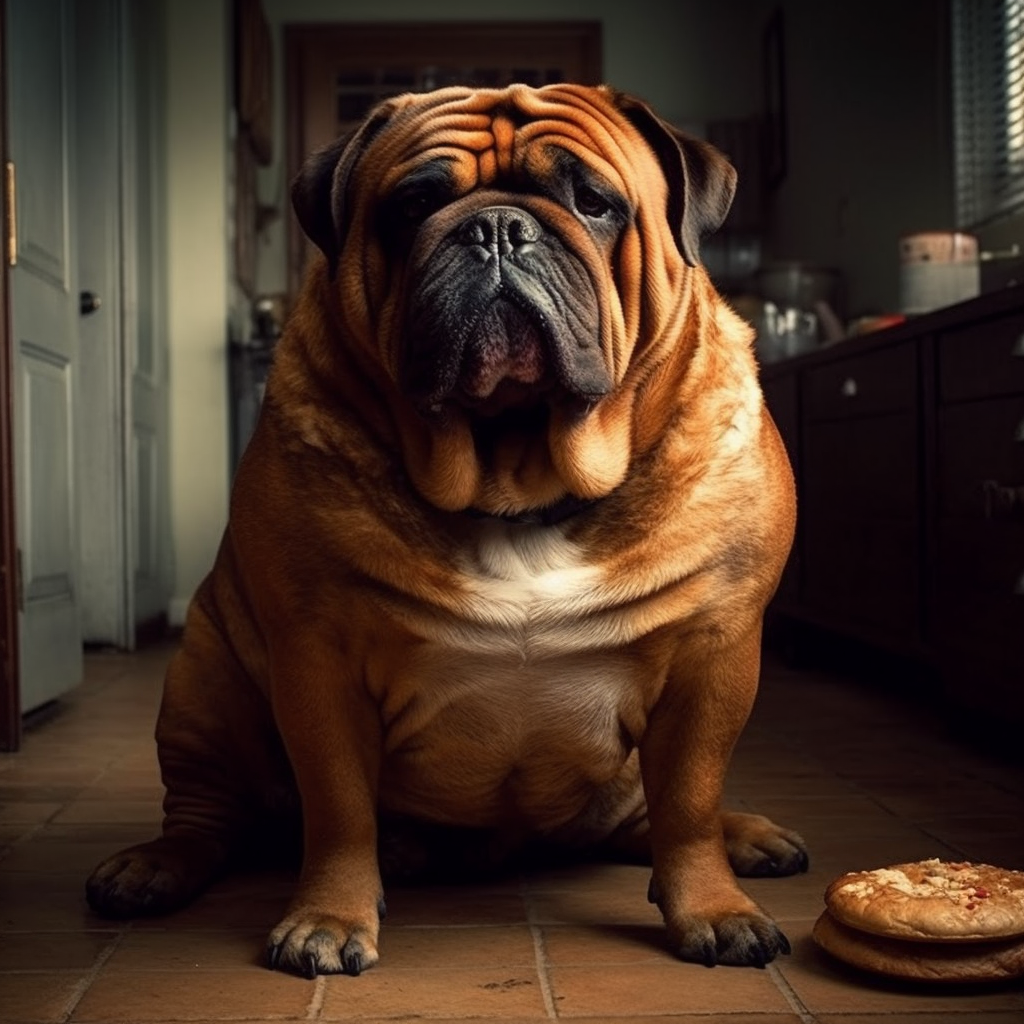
<box><xmin>86</xmin><ymin>83</ymin><xmax>807</xmax><ymax>977</ymax></box>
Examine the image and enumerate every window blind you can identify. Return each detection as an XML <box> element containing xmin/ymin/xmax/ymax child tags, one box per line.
<box><xmin>953</xmin><ymin>0</ymin><xmax>1024</xmax><ymax>227</ymax></box>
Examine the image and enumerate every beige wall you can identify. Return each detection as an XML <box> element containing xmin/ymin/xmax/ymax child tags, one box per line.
<box><xmin>165</xmin><ymin>0</ymin><xmax>230</xmax><ymax>624</ymax></box>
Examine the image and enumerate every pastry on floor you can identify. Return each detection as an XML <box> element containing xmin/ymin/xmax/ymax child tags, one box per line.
<box><xmin>813</xmin><ymin>858</ymin><xmax>1024</xmax><ymax>983</ymax></box>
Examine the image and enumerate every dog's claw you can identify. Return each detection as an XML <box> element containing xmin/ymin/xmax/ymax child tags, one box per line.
<box><xmin>647</xmin><ymin>877</ymin><xmax>661</xmax><ymax>906</ymax></box>
<box><xmin>668</xmin><ymin>912</ymin><xmax>791</xmax><ymax>969</ymax></box>
<box><xmin>266</xmin><ymin>917</ymin><xmax>381</xmax><ymax>978</ymax></box>
<box><xmin>343</xmin><ymin>945</ymin><xmax>365</xmax><ymax>976</ymax></box>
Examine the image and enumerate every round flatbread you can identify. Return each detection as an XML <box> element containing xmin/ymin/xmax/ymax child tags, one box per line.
<box><xmin>825</xmin><ymin>858</ymin><xmax>1024</xmax><ymax>942</ymax></box>
<box><xmin>812</xmin><ymin>909</ymin><xmax>1024</xmax><ymax>983</ymax></box>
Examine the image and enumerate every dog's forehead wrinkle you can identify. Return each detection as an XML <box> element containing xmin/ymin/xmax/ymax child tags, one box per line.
<box><xmin>549</xmin><ymin>147</ymin><xmax>614</xmax><ymax>190</ymax></box>
<box><xmin>393</xmin><ymin>157</ymin><xmax>457</xmax><ymax>194</ymax></box>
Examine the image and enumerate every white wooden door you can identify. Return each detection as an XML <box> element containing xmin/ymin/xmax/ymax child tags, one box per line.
<box><xmin>6</xmin><ymin>0</ymin><xmax>83</xmax><ymax>711</ymax></box>
<box><xmin>123</xmin><ymin>0</ymin><xmax>173</xmax><ymax>639</ymax></box>
<box><xmin>74</xmin><ymin>0</ymin><xmax>173</xmax><ymax>649</ymax></box>
<box><xmin>75</xmin><ymin>0</ymin><xmax>130</xmax><ymax>648</ymax></box>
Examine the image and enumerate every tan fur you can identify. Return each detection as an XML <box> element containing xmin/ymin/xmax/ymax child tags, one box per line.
<box><xmin>86</xmin><ymin>83</ymin><xmax>804</xmax><ymax>978</ymax></box>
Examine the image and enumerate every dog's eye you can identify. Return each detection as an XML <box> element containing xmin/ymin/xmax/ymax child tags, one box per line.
<box><xmin>574</xmin><ymin>184</ymin><xmax>611</xmax><ymax>218</ymax></box>
<box><xmin>398</xmin><ymin>194</ymin><xmax>433</xmax><ymax>223</ymax></box>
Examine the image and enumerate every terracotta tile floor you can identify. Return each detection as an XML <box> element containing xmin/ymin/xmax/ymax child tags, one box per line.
<box><xmin>2</xmin><ymin>639</ymin><xmax>1023</xmax><ymax>1023</ymax></box>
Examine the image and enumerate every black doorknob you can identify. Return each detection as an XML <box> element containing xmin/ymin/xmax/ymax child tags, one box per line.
<box><xmin>80</xmin><ymin>291</ymin><xmax>102</xmax><ymax>315</ymax></box>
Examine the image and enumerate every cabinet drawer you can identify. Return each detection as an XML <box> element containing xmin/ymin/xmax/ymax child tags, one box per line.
<box><xmin>938</xmin><ymin>309</ymin><xmax>1024</xmax><ymax>402</ymax></box>
<box><xmin>804</xmin><ymin>342</ymin><xmax>916</xmax><ymax>421</ymax></box>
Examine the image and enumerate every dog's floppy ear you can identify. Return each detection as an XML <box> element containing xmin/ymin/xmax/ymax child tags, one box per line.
<box><xmin>611</xmin><ymin>90</ymin><xmax>737</xmax><ymax>267</ymax></box>
<box><xmin>290</xmin><ymin>108</ymin><xmax>392</xmax><ymax>276</ymax></box>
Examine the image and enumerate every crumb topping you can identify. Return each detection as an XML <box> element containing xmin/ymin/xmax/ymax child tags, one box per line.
<box><xmin>837</xmin><ymin>858</ymin><xmax>1023</xmax><ymax>910</ymax></box>
<box><xmin>826</xmin><ymin>858</ymin><xmax>1024</xmax><ymax>940</ymax></box>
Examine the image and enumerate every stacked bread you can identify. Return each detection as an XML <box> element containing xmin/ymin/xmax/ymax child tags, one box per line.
<box><xmin>813</xmin><ymin>858</ymin><xmax>1024</xmax><ymax>983</ymax></box>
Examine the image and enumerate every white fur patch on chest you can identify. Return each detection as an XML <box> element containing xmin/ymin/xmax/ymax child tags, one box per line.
<box><xmin>445</xmin><ymin>520</ymin><xmax>607</xmax><ymax>659</ymax></box>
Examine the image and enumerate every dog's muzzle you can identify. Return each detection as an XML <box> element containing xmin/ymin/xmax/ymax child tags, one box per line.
<box><xmin>402</xmin><ymin>205</ymin><xmax>613</xmax><ymax>415</ymax></box>
<box><xmin>460</xmin><ymin>206</ymin><xmax>541</xmax><ymax>255</ymax></box>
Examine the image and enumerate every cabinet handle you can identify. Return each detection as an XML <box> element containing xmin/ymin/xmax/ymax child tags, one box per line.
<box><xmin>1015</xmin><ymin>572</ymin><xmax>1024</xmax><ymax>596</ymax></box>
<box><xmin>840</xmin><ymin>377</ymin><xmax>858</xmax><ymax>398</ymax></box>
<box><xmin>982</xmin><ymin>478</ymin><xmax>1024</xmax><ymax>519</ymax></box>
<box><xmin>1016</xmin><ymin>417</ymin><xmax>1024</xmax><ymax>443</ymax></box>
<box><xmin>1013</xmin><ymin>333</ymin><xmax>1024</xmax><ymax>357</ymax></box>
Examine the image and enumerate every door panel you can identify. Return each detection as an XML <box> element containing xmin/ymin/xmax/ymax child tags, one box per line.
<box><xmin>0</xmin><ymin>5</ymin><xmax>19</xmax><ymax>750</ymax></box>
<box><xmin>22</xmin><ymin>349</ymin><xmax>74</xmax><ymax>603</ymax></box>
<box><xmin>124</xmin><ymin>0</ymin><xmax>172</xmax><ymax>634</ymax></box>
<box><xmin>11</xmin><ymin>16</ymin><xmax>67</xmax><ymax>288</ymax></box>
<box><xmin>132</xmin><ymin>426</ymin><xmax>160</xmax><ymax>589</ymax></box>
<box><xmin>75</xmin><ymin>0</ymin><xmax>129</xmax><ymax>646</ymax></box>
<box><xmin>6</xmin><ymin>0</ymin><xmax>83</xmax><ymax>711</ymax></box>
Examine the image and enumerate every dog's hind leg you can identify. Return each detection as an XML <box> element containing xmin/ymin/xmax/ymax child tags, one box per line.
<box><xmin>721</xmin><ymin>811</ymin><xmax>808</xmax><ymax>878</ymax></box>
<box><xmin>85</xmin><ymin>832</ymin><xmax>231</xmax><ymax>919</ymax></box>
<box><xmin>86</xmin><ymin>594</ymin><xmax>277</xmax><ymax>919</ymax></box>
<box><xmin>600</xmin><ymin>803</ymin><xmax>808</xmax><ymax>880</ymax></box>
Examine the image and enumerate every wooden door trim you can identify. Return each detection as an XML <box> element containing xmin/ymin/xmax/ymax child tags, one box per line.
<box><xmin>0</xmin><ymin>0</ymin><xmax>22</xmax><ymax>751</ymax></box>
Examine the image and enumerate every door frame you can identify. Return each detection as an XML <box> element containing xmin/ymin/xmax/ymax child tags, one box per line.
<box><xmin>0</xmin><ymin>0</ymin><xmax>21</xmax><ymax>752</ymax></box>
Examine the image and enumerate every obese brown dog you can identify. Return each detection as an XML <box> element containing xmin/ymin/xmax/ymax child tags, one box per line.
<box><xmin>86</xmin><ymin>83</ymin><xmax>806</xmax><ymax>977</ymax></box>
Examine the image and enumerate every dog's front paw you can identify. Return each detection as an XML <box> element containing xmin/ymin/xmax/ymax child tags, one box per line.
<box><xmin>648</xmin><ymin>877</ymin><xmax>791</xmax><ymax>968</ymax></box>
<box><xmin>268</xmin><ymin>897</ymin><xmax>386</xmax><ymax>977</ymax></box>
<box><xmin>86</xmin><ymin>835</ymin><xmax>227</xmax><ymax>919</ymax></box>
<box><xmin>666</xmin><ymin>909</ymin><xmax>791</xmax><ymax>968</ymax></box>
<box><xmin>722</xmin><ymin>812</ymin><xmax>809</xmax><ymax>878</ymax></box>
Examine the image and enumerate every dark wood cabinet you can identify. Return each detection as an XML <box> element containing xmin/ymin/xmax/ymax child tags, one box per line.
<box><xmin>931</xmin><ymin>309</ymin><xmax>1024</xmax><ymax>726</ymax></box>
<box><xmin>761</xmin><ymin>286</ymin><xmax>1024</xmax><ymax>739</ymax></box>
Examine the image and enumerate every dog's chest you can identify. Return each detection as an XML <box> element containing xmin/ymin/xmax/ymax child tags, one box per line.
<box><xmin>453</xmin><ymin>522</ymin><xmax>608</xmax><ymax>656</ymax></box>
<box><xmin>421</xmin><ymin>523</ymin><xmax>635</xmax><ymax>725</ymax></box>
<box><xmin>378</xmin><ymin>523</ymin><xmax>645</xmax><ymax>826</ymax></box>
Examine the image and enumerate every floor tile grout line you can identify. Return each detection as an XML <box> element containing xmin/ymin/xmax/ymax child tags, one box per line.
<box><xmin>766</xmin><ymin>961</ymin><xmax>818</xmax><ymax>1024</ymax></box>
<box><xmin>305</xmin><ymin>973</ymin><xmax>327</xmax><ymax>1020</ymax></box>
<box><xmin>0</xmin><ymin>818</ymin><xmax>50</xmax><ymax>865</ymax></box>
<box><xmin>522</xmin><ymin>884</ymin><xmax>558</xmax><ymax>1020</ymax></box>
<box><xmin>56</xmin><ymin>925</ymin><xmax>130</xmax><ymax>1023</ymax></box>
<box><xmin>527</xmin><ymin>921</ymin><xmax>558</xmax><ymax>1020</ymax></box>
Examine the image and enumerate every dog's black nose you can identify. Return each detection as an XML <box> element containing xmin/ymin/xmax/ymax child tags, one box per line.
<box><xmin>459</xmin><ymin>207</ymin><xmax>541</xmax><ymax>255</ymax></box>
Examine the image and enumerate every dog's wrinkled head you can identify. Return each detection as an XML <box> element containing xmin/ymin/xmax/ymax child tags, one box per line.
<box><xmin>291</xmin><ymin>84</ymin><xmax>737</xmax><ymax>514</ymax></box>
